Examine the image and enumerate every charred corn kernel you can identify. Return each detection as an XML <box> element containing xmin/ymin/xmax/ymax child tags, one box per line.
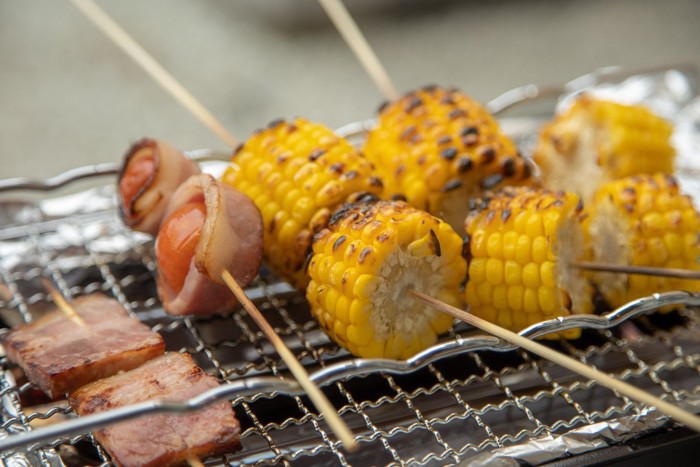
<box><xmin>307</xmin><ymin>200</ymin><xmax>467</xmax><ymax>359</ymax></box>
<box><xmin>364</xmin><ymin>86</ymin><xmax>535</xmax><ymax>231</ymax></box>
<box><xmin>222</xmin><ymin>118</ymin><xmax>383</xmax><ymax>289</ymax></box>
<box><xmin>464</xmin><ymin>187</ymin><xmax>593</xmax><ymax>339</ymax></box>
<box><xmin>587</xmin><ymin>173</ymin><xmax>700</xmax><ymax>308</ymax></box>
<box><xmin>533</xmin><ymin>95</ymin><xmax>675</xmax><ymax>202</ymax></box>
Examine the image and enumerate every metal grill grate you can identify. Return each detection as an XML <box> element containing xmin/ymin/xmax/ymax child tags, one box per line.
<box><xmin>1</xmin><ymin>175</ymin><xmax>700</xmax><ymax>467</ymax></box>
<box><xmin>1</xmin><ymin>64</ymin><xmax>700</xmax><ymax>466</ymax></box>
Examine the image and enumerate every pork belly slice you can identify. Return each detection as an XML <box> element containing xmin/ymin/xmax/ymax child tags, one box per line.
<box><xmin>70</xmin><ymin>352</ymin><xmax>241</xmax><ymax>467</ymax></box>
<box><xmin>1</xmin><ymin>294</ymin><xmax>164</xmax><ymax>399</ymax></box>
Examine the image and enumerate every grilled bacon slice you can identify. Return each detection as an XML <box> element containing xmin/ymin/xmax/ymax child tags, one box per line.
<box><xmin>118</xmin><ymin>138</ymin><xmax>201</xmax><ymax>235</ymax></box>
<box><xmin>1</xmin><ymin>294</ymin><xmax>165</xmax><ymax>399</ymax></box>
<box><xmin>156</xmin><ymin>174</ymin><xmax>263</xmax><ymax>315</ymax></box>
<box><xmin>70</xmin><ymin>353</ymin><xmax>241</xmax><ymax>467</ymax></box>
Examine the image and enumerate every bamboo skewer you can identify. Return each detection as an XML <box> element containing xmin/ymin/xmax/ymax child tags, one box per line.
<box><xmin>409</xmin><ymin>289</ymin><xmax>700</xmax><ymax>432</ymax></box>
<box><xmin>221</xmin><ymin>270</ymin><xmax>357</xmax><ymax>451</ymax></box>
<box><xmin>571</xmin><ymin>261</ymin><xmax>700</xmax><ymax>280</ymax></box>
<box><xmin>70</xmin><ymin>0</ymin><xmax>239</xmax><ymax>149</ymax></box>
<box><xmin>318</xmin><ymin>0</ymin><xmax>399</xmax><ymax>101</ymax></box>
<box><xmin>71</xmin><ymin>0</ymin><xmax>356</xmax><ymax>451</ymax></box>
<box><xmin>40</xmin><ymin>278</ymin><xmax>86</xmax><ymax>328</ymax></box>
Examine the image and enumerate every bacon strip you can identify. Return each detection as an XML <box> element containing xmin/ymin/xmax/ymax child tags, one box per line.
<box><xmin>118</xmin><ymin>138</ymin><xmax>201</xmax><ymax>235</ymax></box>
<box><xmin>70</xmin><ymin>353</ymin><xmax>241</xmax><ymax>467</ymax></box>
<box><xmin>1</xmin><ymin>294</ymin><xmax>165</xmax><ymax>399</ymax></box>
<box><xmin>157</xmin><ymin>174</ymin><xmax>264</xmax><ymax>315</ymax></box>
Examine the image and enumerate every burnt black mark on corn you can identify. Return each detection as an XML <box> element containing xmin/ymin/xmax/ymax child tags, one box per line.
<box><xmin>576</xmin><ymin>199</ymin><xmax>584</xmax><ymax>213</ymax></box>
<box><xmin>405</xmin><ymin>98</ymin><xmax>423</xmax><ymax>112</ymax></box>
<box><xmin>400</xmin><ymin>125</ymin><xmax>417</xmax><ymax>141</ymax></box>
<box><xmin>448</xmin><ymin>109</ymin><xmax>466</xmax><ymax>119</ymax></box>
<box><xmin>233</xmin><ymin>143</ymin><xmax>244</xmax><ymax>156</ymax></box>
<box><xmin>268</xmin><ymin>118</ymin><xmax>285</xmax><ymax>129</ymax></box>
<box><xmin>437</xmin><ymin>136</ymin><xmax>452</xmax><ymax>146</ymax></box>
<box><xmin>441</xmin><ymin>147</ymin><xmax>458</xmax><ymax>160</ymax></box>
<box><xmin>277</xmin><ymin>155</ymin><xmax>288</xmax><ymax>164</ymax></box>
<box><xmin>303</xmin><ymin>254</ymin><xmax>314</xmax><ymax>275</ymax></box>
<box><xmin>422</xmin><ymin>84</ymin><xmax>439</xmax><ymax>93</ymax></box>
<box><xmin>377</xmin><ymin>100</ymin><xmax>390</xmax><ymax>113</ymax></box>
<box><xmin>391</xmin><ymin>193</ymin><xmax>407</xmax><ymax>202</ymax></box>
<box><xmin>358</xmin><ymin>247</ymin><xmax>373</xmax><ymax>264</ymax></box>
<box><xmin>330</xmin><ymin>162</ymin><xmax>345</xmax><ymax>174</ymax></box>
<box><xmin>442</xmin><ymin>179</ymin><xmax>464</xmax><ymax>193</ymax></box>
<box><xmin>457</xmin><ymin>157</ymin><xmax>473</xmax><ymax>173</ymax></box>
<box><xmin>462</xmin><ymin>235</ymin><xmax>472</xmax><ymax>262</ymax></box>
<box><xmin>462</xmin><ymin>134</ymin><xmax>479</xmax><ymax>147</ymax></box>
<box><xmin>502</xmin><ymin>158</ymin><xmax>516</xmax><ymax>176</ymax></box>
<box><xmin>501</xmin><ymin>209</ymin><xmax>511</xmax><ymax>222</ymax></box>
<box><xmin>369</xmin><ymin>176</ymin><xmax>384</xmax><ymax>188</ymax></box>
<box><xmin>309</xmin><ymin>149</ymin><xmax>326</xmax><ymax>161</ymax></box>
<box><xmin>481</xmin><ymin>174</ymin><xmax>504</xmax><ymax>190</ymax></box>
<box><xmin>377</xmin><ymin>231</ymin><xmax>392</xmax><ymax>243</ymax></box>
<box><xmin>479</xmin><ymin>147</ymin><xmax>496</xmax><ymax>165</ymax></box>
<box><xmin>485</xmin><ymin>210</ymin><xmax>497</xmax><ymax>223</ymax></box>
<box><xmin>343</xmin><ymin>170</ymin><xmax>359</xmax><ymax>180</ymax></box>
<box><xmin>461</xmin><ymin>126</ymin><xmax>478</xmax><ymax>137</ymax></box>
<box><xmin>430</xmin><ymin>229</ymin><xmax>441</xmax><ymax>257</ymax></box>
<box><xmin>333</xmin><ymin>235</ymin><xmax>347</xmax><ymax>252</ymax></box>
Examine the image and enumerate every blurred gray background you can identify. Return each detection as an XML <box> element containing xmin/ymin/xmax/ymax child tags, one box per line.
<box><xmin>1</xmin><ymin>0</ymin><xmax>699</xmax><ymax>180</ymax></box>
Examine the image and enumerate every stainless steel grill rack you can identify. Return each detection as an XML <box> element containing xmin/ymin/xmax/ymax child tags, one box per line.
<box><xmin>1</xmin><ymin>65</ymin><xmax>700</xmax><ymax>466</ymax></box>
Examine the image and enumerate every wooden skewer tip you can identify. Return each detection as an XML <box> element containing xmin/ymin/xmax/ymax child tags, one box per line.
<box><xmin>40</xmin><ymin>278</ymin><xmax>86</xmax><ymax>327</ymax></box>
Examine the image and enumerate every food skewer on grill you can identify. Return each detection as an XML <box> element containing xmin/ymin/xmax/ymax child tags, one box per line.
<box><xmin>318</xmin><ymin>0</ymin><xmax>700</xmax><ymax>432</ymax></box>
<box><xmin>1</xmin><ymin>291</ymin><xmax>165</xmax><ymax>399</ymax></box>
<box><xmin>72</xmin><ymin>0</ymin><xmax>357</xmax><ymax>451</ymax></box>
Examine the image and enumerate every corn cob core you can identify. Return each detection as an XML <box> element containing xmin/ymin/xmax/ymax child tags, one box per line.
<box><xmin>222</xmin><ymin>118</ymin><xmax>383</xmax><ymax>289</ymax></box>
<box><xmin>587</xmin><ymin>173</ymin><xmax>700</xmax><ymax>308</ymax></box>
<box><xmin>533</xmin><ymin>95</ymin><xmax>675</xmax><ymax>203</ymax></box>
<box><xmin>464</xmin><ymin>187</ymin><xmax>592</xmax><ymax>339</ymax></box>
<box><xmin>306</xmin><ymin>200</ymin><xmax>467</xmax><ymax>359</ymax></box>
<box><xmin>363</xmin><ymin>86</ymin><xmax>533</xmax><ymax>231</ymax></box>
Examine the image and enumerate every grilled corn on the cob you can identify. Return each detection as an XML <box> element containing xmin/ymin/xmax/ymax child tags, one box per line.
<box><xmin>587</xmin><ymin>173</ymin><xmax>700</xmax><ymax>308</ymax></box>
<box><xmin>363</xmin><ymin>86</ymin><xmax>534</xmax><ymax>231</ymax></box>
<box><xmin>464</xmin><ymin>187</ymin><xmax>592</xmax><ymax>339</ymax></box>
<box><xmin>222</xmin><ymin>118</ymin><xmax>383</xmax><ymax>289</ymax></box>
<box><xmin>533</xmin><ymin>95</ymin><xmax>675</xmax><ymax>202</ymax></box>
<box><xmin>306</xmin><ymin>199</ymin><xmax>467</xmax><ymax>359</ymax></box>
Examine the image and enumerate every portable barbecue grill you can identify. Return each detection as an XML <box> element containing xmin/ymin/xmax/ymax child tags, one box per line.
<box><xmin>1</xmin><ymin>65</ymin><xmax>700</xmax><ymax>466</ymax></box>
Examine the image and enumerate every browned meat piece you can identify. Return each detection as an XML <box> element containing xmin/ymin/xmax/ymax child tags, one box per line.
<box><xmin>1</xmin><ymin>294</ymin><xmax>165</xmax><ymax>399</ymax></box>
<box><xmin>70</xmin><ymin>352</ymin><xmax>241</xmax><ymax>467</ymax></box>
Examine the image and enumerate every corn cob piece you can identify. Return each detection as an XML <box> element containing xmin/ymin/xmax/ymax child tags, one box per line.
<box><xmin>464</xmin><ymin>187</ymin><xmax>593</xmax><ymax>339</ymax></box>
<box><xmin>363</xmin><ymin>85</ymin><xmax>534</xmax><ymax>231</ymax></box>
<box><xmin>306</xmin><ymin>199</ymin><xmax>467</xmax><ymax>359</ymax></box>
<box><xmin>587</xmin><ymin>173</ymin><xmax>700</xmax><ymax>308</ymax></box>
<box><xmin>533</xmin><ymin>95</ymin><xmax>675</xmax><ymax>202</ymax></box>
<box><xmin>222</xmin><ymin>118</ymin><xmax>383</xmax><ymax>289</ymax></box>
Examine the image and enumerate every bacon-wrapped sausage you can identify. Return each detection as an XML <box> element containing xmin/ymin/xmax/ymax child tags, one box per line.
<box><xmin>156</xmin><ymin>174</ymin><xmax>264</xmax><ymax>315</ymax></box>
<box><xmin>118</xmin><ymin>138</ymin><xmax>201</xmax><ymax>235</ymax></box>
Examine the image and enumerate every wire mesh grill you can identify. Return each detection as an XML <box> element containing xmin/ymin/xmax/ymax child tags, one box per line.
<box><xmin>2</xmin><ymin>64</ymin><xmax>700</xmax><ymax>466</ymax></box>
<box><xmin>1</xmin><ymin>177</ymin><xmax>700</xmax><ymax>467</ymax></box>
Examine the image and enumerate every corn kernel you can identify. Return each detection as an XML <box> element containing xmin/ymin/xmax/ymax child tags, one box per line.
<box><xmin>523</xmin><ymin>263</ymin><xmax>540</xmax><ymax>288</ymax></box>
<box><xmin>485</xmin><ymin>258</ymin><xmax>504</xmax><ymax>285</ymax></box>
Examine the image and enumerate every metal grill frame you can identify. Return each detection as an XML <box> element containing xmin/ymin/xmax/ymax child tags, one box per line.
<box><xmin>0</xmin><ymin>64</ymin><xmax>700</xmax><ymax>466</ymax></box>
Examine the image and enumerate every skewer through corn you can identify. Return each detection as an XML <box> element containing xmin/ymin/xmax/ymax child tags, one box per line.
<box><xmin>363</xmin><ymin>85</ymin><xmax>534</xmax><ymax>231</ymax></box>
<box><xmin>464</xmin><ymin>187</ymin><xmax>593</xmax><ymax>339</ymax></box>
<box><xmin>587</xmin><ymin>173</ymin><xmax>700</xmax><ymax>308</ymax></box>
<box><xmin>222</xmin><ymin>118</ymin><xmax>383</xmax><ymax>289</ymax></box>
<box><xmin>306</xmin><ymin>199</ymin><xmax>467</xmax><ymax>359</ymax></box>
<box><xmin>533</xmin><ymin>95</ymin><xmax>676</xmax><ymax>202</ymax></box>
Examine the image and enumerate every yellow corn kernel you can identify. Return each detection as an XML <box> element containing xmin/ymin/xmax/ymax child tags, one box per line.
<box><xmin>465</xmin><ymin>186</ymin><xmax>592</xmax><ymax>338</ymax></box>
<box><xmin>588</xmin><ymin>173</ymin><xmax>700</xmax><ymax>308</ymax></box>
<box><xmin>307</xmin><ymin>200</ymin><xmax>466</xmax><ymax>359</ymax></box>
<box><xmin>533</xmin><ymin>95</ymin><xmax>676</xmax><ymax>203</ymax></box>
<box><xmin>363</xmin><ymin>86</ymin><xmax>533</xmax><ymax>231</ymax></box>
<box><xmin>223</xmin><ymin>118</ymin><xmax>382</xmax><ymax>289</ymax></box>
